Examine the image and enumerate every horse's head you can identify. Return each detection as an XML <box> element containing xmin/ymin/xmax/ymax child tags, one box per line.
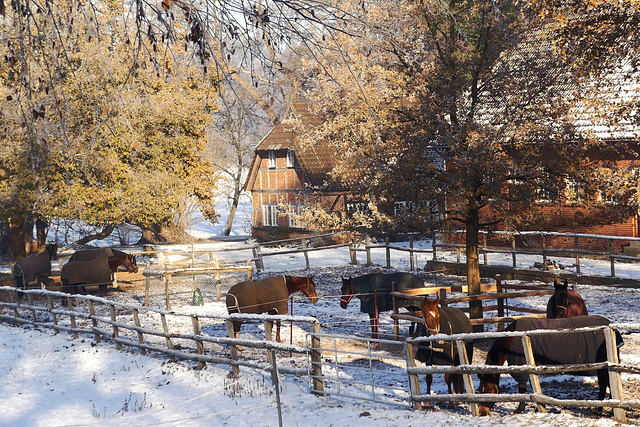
<box><xmin>45</xmin><ymin>243</ymin><xmax>58</xmax><ymax>260</ymax></box>
<box><xmin>304</xmin><ymin>275</ymin><xmax>318</xmax><ymax>304</ymax></box>
<box><xmin>422</xmin><ymin>296</ymin><xmax>440</xmax><ymax>334</ymax></box>
<box><xmin>124</xmin><ymin>254</ymin><xmax>139</xmax><ymax>274</ymax></box>
<box><xmin>340</xmin><ymin>277</ymin><xmax>355</xmax><ymax>309</ymax></box>
<box><xmin>477</xmin><ymin>373</ymin><xmax>500</xmax><ymax>416</ymax></box>
<box><xmin>553</xmin><ymin>278</ymin><xmax>569</xmax><ymax>318</ymax></box>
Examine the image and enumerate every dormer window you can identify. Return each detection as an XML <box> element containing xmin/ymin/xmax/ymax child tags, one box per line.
<box><xmin>286</xmin><ymin>150</ymin><xmax>295</xmax><ymax>168</ymax></box>
<box><xmin>267</xmin><ymin>150</ymin><xmax>276</xmax><ymax>168</ymax></box>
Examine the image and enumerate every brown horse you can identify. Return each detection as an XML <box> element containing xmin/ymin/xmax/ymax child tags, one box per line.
<box><xmin>62</xmin><ymin>248</ymin><xmax>138</xmax><ymax>296</ymax></box>
<box><xmin>477</xmin><ymin>315</ymin><xmax>623</xmax><ymax>415</ymax></box>
<box><xmin>226</xmin><ymin>275</ymin><xmax>318</xmax><ymax>343</ymax></box>
<box><xmin>546</xmin><ymin>278</ymin><xmax>588</xmax><ymax>318</ymax></box>
<box><xmin>12</xmin><ymin>243</ymin><xmax>58</xmax><ymax>291</ymax></box>
<box><xmin>414</xmin><ymin>296</ymin><xmax>473</xmax><ymax>399</ymax></box>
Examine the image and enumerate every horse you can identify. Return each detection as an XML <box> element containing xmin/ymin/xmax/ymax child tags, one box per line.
<box><xmin>340</xmin><ymin>272</ymin><xmax>425</xmax><ymax>339</ymax></box>
<box><xmin>413</xmin><ymin>296</ymin><xmax>473</xmax><ymax>400</ymax></box>
<box><xmin>477</xmin><ymin>315</ymin><xmax>623</xmax><ymax>416</ymax></box>
<box><xmin>226</xmin><ymin>275</ymin><xmax>318</xmax><ymax>343</ymax></box>
<box><xmin>12</xmin><ymin>243</ymin><xmax>58</xmax><ymax>298</ymax></box>
<box><xmin>547</xmin><ymin>278</ymin><xmax>588</xmax><ymax>318</ymax></box>
<box><xmin>62</xmin><ymin>248</ymin><xmax>138</xmax><ymax>296</ymax></box>
<box><xmin>69</xmin><ymin>248</ymin><xmax>138</xmax><ymax>274</ymax></box>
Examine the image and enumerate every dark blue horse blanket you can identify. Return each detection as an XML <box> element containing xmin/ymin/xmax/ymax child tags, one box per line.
<box><xmin>504</xmin><ymin>315</ymin><xmax>623</xmax><ymax>381</ymax></box>
<box><xmin>69</xmin><ymin>248</ymin><xmax>115</xmax><ymax>261</ymax></box>
<box><xmin>415</xmin><ymin>306</ymin><xmax>474</xmax><ymax>366</ymax></box>
<box><xmin>61</xmin><ymin>257</ymin><xmax>113</xmax><ymax>286</ymax></box>
<box><xmin>12</xmin><ymin>252</ymin><xmax>51</xmax><ymax>287</ymax></box>
<box><xmin>349</xmin><ymin>273</ymin><xmax>424</xmax><ymax>313</ymax></box>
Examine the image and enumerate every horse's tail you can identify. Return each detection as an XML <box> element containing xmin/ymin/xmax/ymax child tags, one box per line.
<box><xmin>12</xmin><ymin>263</ymin><xmax>25</xmax><ymax>289</ymax></box>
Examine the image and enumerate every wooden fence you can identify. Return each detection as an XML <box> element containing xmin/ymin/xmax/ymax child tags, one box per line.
<box><xmin>0</xmin><ymin>286</ymin><xmax>323</xmax><ymax>386</ymax></box>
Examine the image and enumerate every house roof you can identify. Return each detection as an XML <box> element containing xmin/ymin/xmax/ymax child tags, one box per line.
<box><xmin>245</xmin><ymin>101</ymin><xmax>348</xmax><ymax>192</ymax></box>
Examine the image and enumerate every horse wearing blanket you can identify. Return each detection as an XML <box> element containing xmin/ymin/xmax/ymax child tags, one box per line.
<box><xmin>340</xmin><ymin>272</ymin><xmax>425</xmax><ymax>339</ymax></box>
<box><xmin>226</xmin><ymin>275</ymin><xmax>318</xmax><ymax>343</ymax></box>
<box><xmin>12</xmin><ymin>243</ymin><xmax>58</xmax><ymax>291</ymax></box>
<box><xmin>478</xmin><ymin>315</ymin><xmax>623</xmax><ymax>415</ymax></box>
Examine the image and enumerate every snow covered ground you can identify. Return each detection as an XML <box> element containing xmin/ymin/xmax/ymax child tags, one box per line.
<box><xmin>2</xmin><ymin>199</ymin><xmax>640</xmax><ymax>426</ymax></box>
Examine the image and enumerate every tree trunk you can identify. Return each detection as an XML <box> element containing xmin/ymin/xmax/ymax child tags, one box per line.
<box><xmin>75</xmin><ymin>224</ymin><xmax>115</xmax><ymax>245</ymax></box>
<box><xmin>9</xmin><ymin>218</ymin><xmax>27</xmax><ymax>261</ymax></box>
<box><xmin>137</xmin><ymin>223</ymin><xmax>193</xmax><ymax>244</ymax></box>
<box><xmin>222</xmin><ymin>192</ymin><xmax>242</xmax><ymax>237</ymax></box>
<box><xmin>465</xmin><ymin>207</ymin><xmax>484</xmax><ymax>332</ymax></box>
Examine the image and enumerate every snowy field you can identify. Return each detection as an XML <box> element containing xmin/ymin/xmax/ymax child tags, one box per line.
<box><xmin>2</xmin><ymin>199</ymin><xmax>640</xmax><ymax>427</ymax></box>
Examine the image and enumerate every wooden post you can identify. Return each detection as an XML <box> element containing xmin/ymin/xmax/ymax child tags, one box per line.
<box><xmin>456</xmin><ymin>233</ymin><xmax>461</xmax><ymax>263</ymax></box>
<box><xmin>575</xmin><ymin>235</ymin><xmax>581</xmax><ymax>275</ymax></box>
<box><xmin>386</xmin><ymin>237</ymin><xmax>391</xmax><ymax>269</ymax></box>
<box><xmin>253</xmin><ymin>244</ymin><xmax>264</xmax><ymax>272</ymax></box>
<box><xmin>47</xmin><ymin>294</ymin><xmax>58</xmax><ymax>333</ymax></box>
<box><xmin>392</xmin><ymin>281</ymin><xmax>399</xmax><ymax>339</ymax></box>
<box><xmin>348</xmin><ymin>233</ymin><xmax>357</xmax><ymax>265</ymax></box>
<box><xmin>164</xmin><ymin>273</ymin><xmax>172</xmax><ymax>311</ymax></box>
<box><xmin>226</xmin><ymin>319</ymin><xmax>240</xmax><ymax>377</ymax></box>
<box><xmin>89</xmin><ymin>300</ymin><xmax>101</xmax><ymax>343</ymax></box>
<box><xmin>365</xmin><ymin>235</ymin><xmax>372</xmax><ymax>266</ymax></box>
<box><xmin>246</xmin><ymin>259</ymin><xmax>253</xmax><ymax>280</ymax></box>
<box><xmin>439</xmin><ymin>288</ymin><xmax>447</xmax><ymax>307</ymax></box>
<box><xmin>542</xmin><ymin>234</ymin><xmax>548</xmax><ymax>270</ymax></box>
<box><xmin>144</xmin><ymin>275</ymin><xmax>150</xmax><ymax>307</ymax></box>
<box><xmin>482</xmin><ymin>233</ymin><xmax>487</xmax><ymax>265</ymax></box>
<box><xmin>27</xmin><ymin>293</ymin><xmax>37</xmax><ymax>323</ymax></box>
<box><xmin>404</xmin><ymin>341</ymin><xmax>423</xmax><ymax>411</ymax></box>
<box><xmin>67</xmin><ymin>297</ymin><xmax>78</xmax><ymax>340</ymax></box>
<box><xmin>605</xmin><ymin>327</ymin><xmax>626</xmax><ymax>422</ymax></box>
<box><xmin>265</xmin><ymin>319</ymin><xmax>274</xmax><ymax>341</ymax></box>
<box><xmin>192</xmin><ymin>316</ymin><xmax>206</xmax><ymax>369</ymax></box>
<box><xmin>409</xmin><ymin>236</ymin><xmax>415</xmax><ymax>271</ymax></box>
<box><xmin>110</xmin><ymin>303</ymin><xmax>120</xmax><ymax>349</ymax></box>
<box><xmin>133</xmin><ymin>308</ymin><xmax>146</xmax><ymax>355</ymax></box>
<box><xmin>455</xmin><ymin>339</ymin><xmax>478</xmax><ymax>416</ymax></box>
<box><xmin>161</xmin><ymin>313</ymin><xmax>174</xmax><ymax>351</ymax></box>
<box><xmin>610</xmin><ymin>239</ymin><xmax>616</xmax><ymax>278</ymax></box>
<box><xmin>310</xmin><ymin>322</ymin><xmax>324</xmax><ymax>394</ymax></box>
<box><xmin>432</xmin><ymin>230</ymin><xmax>437</xmax><ymax>261</ymax></box>
<box><xmin>302</xmin><ymin>238</ymin><xmax>310</xmax><ymax>269</ymax></box>
<box><xmin>511</xmin><ymin>236</ymin><xmax>517</xmax><ymax>268</ymax></box>
<box><xmin>521</xmin><ymin>335</ymin><xmax>546</xmax><ymax>413</ymax></box>
<box><xmin>496</xmin><ymin>275</ymin><xmax>505</xmax><ymax>331</ymax></box>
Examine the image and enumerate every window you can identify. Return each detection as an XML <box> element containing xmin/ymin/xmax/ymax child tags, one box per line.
<box><xmin>267</xmin><ymin>150</ymin><xmax>276</xmax><ymax>168</ymax></box>
<box><xmin>288</xmin><ymin>204</ymin><xmax>304</xmax><ymax>228</ymax></box>
<box><xmin>286</xmin><ymin>150</ymin><xmax>295</xmax><ymax>168</ymax></box>
<box><xmin>566</xmin><ymin>179</ymin><xmax>587</xmax><ymax>204</ymax></box>
<box><xmin>262</xmin><ymin>204</ymin><xmax>278</xmax><ymax>227</ymax></box>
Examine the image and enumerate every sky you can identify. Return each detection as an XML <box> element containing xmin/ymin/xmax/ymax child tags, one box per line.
<box><xmin>1</xmin><ymin>198</ymin><xmax>639</xmax><ymax>427</ymax></box>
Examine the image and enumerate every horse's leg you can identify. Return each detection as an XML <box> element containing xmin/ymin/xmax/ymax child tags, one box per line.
<box><xmin>425</xmin><ymin>374</ymin><xmax>433</xmax><ymax>407</ymax></box>
<box><xmin>275</xmin><ymin>320</ymin><xmax>282</xmax><ymax>343</ymax></box>
<box><xmin>514</xmin><ymin>382</ymin><xmax>528</xmax><ymax>413</ymax></box>
<box><xmin>369</xmin><ymin>314</ymin><xmax>379</xmax><ymax>340</ymax></box>
<box><xmin>231</xmin><ymin>320</ymin><xmax>244</xmax><ymax>351</ymax></box>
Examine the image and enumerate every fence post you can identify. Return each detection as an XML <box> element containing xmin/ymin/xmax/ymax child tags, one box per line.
<box><xmin>192</xmin><ymin>316</ymin><xmax>206</xmax><ymax>369</ymax></box>
<box><xmin>439</xmin><ymin>288</ymin><xmax>447</xmax><ymax>307</ymax></box>
<box><xmin>302</xmin><ymin>238</ymin><xmax>310</xmax><ymax>269</ymax></box>
<box><xmin>482</xmin><ymin>233</ymin><xmax>488</xmax><ymax>265</ymax></box>
<box><xmin>511</xmin><ymin>236</ymin><xmax>517</xmax><ymax>268</ymax></box>
<box><xmin>575</xmin><ymin>235</ymin><xmax>581</xmax><ymax>275</ymax></box>
<box><xmin>409</xmin><ymin>236</ymin><xmax>415</xmax><ymax>270</ymax></box>
<box><xmin>160</xmin><ymin>312</ymin><xmax>174</xmax><ymax>352</ymax></box>
<box><xmin>144</xmin><ymin>275</ymin><xmax>150</xmax><ymax>307</ymax></box>
<box><xmin>432</xmin><ymin>230</ymin><xmax>437</xmax><ymax>261</ymax></box>
<box><xmin>386</xmin><ymin>237</ymin><xmax>391</xmax><ymax>269</ymax></box>
<box><xmin>67</xmin><ymin>297</ymin><xmax>78</xmax><ymax>339</ymax></box>
<box><xmin>542</xmin><ymin>233</ymin><xmax>548</xmax><ymax>270</ymax></box>
<box><xmin>496</xmin><ymin>274</ymin><xmax>504</xmax><ymax>332</ymax></box>
<box><xmin>109</xmin><ymin>303</ymin><xmax>120</xmax><ymax>349</ymax></box>
<box><xmin>348</xmin><ymin>233</ymin><xmax>357</xmax><ymax>265</ymax></box>
<box><xmin>521</xmin><ymin>334</ymin><xmax>546</xmax><ymax>413</ymax></box>
<box><xmin>605</xmin><ymin>327</ymin><xmax>626</xmax><ymax>423</ymax></box>
<box><xmin>269</xmin><ymin>349</ymin><xmax>284</xmax><ymax>427</ymax></box>
<box><xmin>610</xmin><ymin>239</ymin><xmax>616</xmax><ymax>278</ymax></box>
<box><xmin>310</xmin><ymin>322</ymin><xmax>325</xmax><ymax>394</ymax></box>
<box><xmin>133</xmin><ymin>308</ymin><xmax>146</xmax><ymax>355</ymax></box>
<box><xmin>456</xmin><ymin>233</ymin><xmax>461</xmax><ymax>263</ymax></box>
<box><xmin>226</xmin><ymin>320</ymin><xmax>240</xmax><ymax>377</ymax></box>
<box><xmin>365</xmin><ymin>235</ymin><xmax>372</xmax><ymax>266</ymax></box>
<box><xmin>392</xmin><ymin>281</ymin><xmax>399</xmax><ymax>339</ymax></box>
<box><xmin>88</xmin><ymin>300</ymin><xmax>101</xmax><ymax>343</ymax></box>
<box><xmin>252</xmin><ymin>244</ymin><xmax>264</xmax><ymax>272</ymax></box>
<box><xmin>164</xmin><ymin>274</ymin><xmax>172</xmax><ymax>311</ymax></box>
<box><xmin>403</xmin><ymin>341</ymin><xmax>423</xmax><ymax>411</ymax></box>
<box><xmin>47</xmin><ymin>294</ymin><xmax>59</xmax><ymax>333</ymax></box>
<box><xmin>455</xmin><ymin>339</ymin><xmax>478</xmax><ymax>416</ymax></box>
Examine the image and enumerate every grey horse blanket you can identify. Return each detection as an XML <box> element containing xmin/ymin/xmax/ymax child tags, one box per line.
<box><xmin>61</xmin><ymin>257</ymin><xmax>113</xmax><ymax>285</ymax></box>
<box><xmin>350</xmin><ymin>273</ymin><xmax>424</xmax><ymax>313</ymax></box>
<box><xmin>12</xmin><ymin>252</ymin><xmax>51</xmax><ymax>287</ymax></box>
<box><xmin>415</xmin><ymin>306</ymin><xmax>474</xmax><ymax>366</ymax></box>
<box><xmin>226</xmin><ymin>276</ymin><xmax>289</xmax><ymax>315</ymax></box>
<box><xmin>69</xmin><ymin>248</ymin><xmax>115</xmax><ymax>261</ymax></box>
<box><xmin>505</xmin><ymin>315</ymin><xmax>623</xmax><ymax>380</ymax></box>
